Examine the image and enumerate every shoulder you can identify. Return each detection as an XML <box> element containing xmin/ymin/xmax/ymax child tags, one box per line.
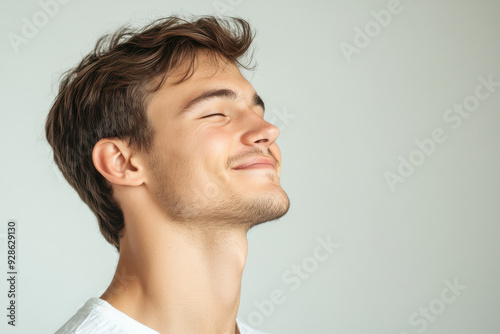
<box><xmin>55</xmin><ymin>298</ymin><xmax>103</xmax><ymax>334</ymax></box>
<box><xmin>55</xmin><ymin>298</ymin><xmax>158</xmax><ymax>334</ymax></box>
<box><xmin>57</xmin><ymin>299</ymin><xmax>270</xmax><ymax>334</ymax></box>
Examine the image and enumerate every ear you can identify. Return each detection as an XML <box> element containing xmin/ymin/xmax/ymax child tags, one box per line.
<box><xmin>92</xmin><ymin>138</ymin><xmax>144</xmax><ymax>186</ymax></box>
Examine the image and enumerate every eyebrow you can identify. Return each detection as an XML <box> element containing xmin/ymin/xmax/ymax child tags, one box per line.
<box><xmin>179</xmin><ymin>88</ymin><xmax>265</xmax><ymax>115</ymax></box>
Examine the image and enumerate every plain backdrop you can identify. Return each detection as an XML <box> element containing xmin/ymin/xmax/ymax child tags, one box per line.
<box><xmin>1</xmin><ymin>0</ymin><xmax>499</xmax><ymax>333</ymax></box>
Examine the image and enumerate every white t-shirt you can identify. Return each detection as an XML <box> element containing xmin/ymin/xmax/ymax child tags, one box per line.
<box><xmin>55</xmin><ymin>298</ymin><xmax>269</xmax><ymax>334</ymax></box>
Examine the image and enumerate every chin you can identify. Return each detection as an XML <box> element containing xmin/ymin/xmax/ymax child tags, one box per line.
<box><xmin>240</xmin><ymin>188</ymin><xmax>291</xmax><ymax>230</ymax></box>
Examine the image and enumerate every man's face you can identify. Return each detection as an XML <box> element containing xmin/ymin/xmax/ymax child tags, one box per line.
<box><xmin>143</xmin><ymin>51</ymin><xmax>290</xmax><ymax>230</ymax></box>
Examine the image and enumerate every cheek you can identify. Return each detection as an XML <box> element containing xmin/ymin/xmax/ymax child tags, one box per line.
<box><xmin>161</xmin><ymin>121</ymin><xmax>234</xmax><ymax>179</ymax></box>
<box><xmin>163</xmin><ymin>123</ymin><xmax>226</xmax><ymax>171</ymax></box>
<box><xmin>149</xmin><ymin>129</ymin><xmax>192</xmax><ymax>180</ymax></box>
<box><xmin>196</xmin><ymin>130</ymin><xmax>232</xmax><ymax>167</ymax></box>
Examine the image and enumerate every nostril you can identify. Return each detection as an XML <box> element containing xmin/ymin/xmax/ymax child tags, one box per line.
<box><xmin>254</xmin><ymin>138</ymin><xmax>268</xmax><ymax>144</ymax></box>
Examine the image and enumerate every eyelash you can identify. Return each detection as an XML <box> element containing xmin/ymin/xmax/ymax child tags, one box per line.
<box><xmin>202</xmin><ymin>113</ymin><xmax>226</xmax><ymax>118</ymax></box>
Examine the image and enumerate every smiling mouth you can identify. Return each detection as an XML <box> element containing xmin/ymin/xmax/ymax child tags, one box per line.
<box><xmin>232</xmin><ymin>156</ymin><xmax>277</xmax><ymax>170</ymax></box>
<box><xmin>233</xmin><ymin>163</ymin><xmax>276</xmax><ymax>170</ymax></box>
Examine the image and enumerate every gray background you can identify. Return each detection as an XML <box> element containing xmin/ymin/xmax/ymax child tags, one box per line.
<box><xmin>1</xmin><ymin>0</ymin><xmax>499</xmax><ymax>333</ymax></box>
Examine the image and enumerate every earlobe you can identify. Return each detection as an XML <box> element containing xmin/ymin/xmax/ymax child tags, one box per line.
<box><xmin>92</xmin><ymin>138</ymin><xmax>144</xmax><ymax>186</ymax></box>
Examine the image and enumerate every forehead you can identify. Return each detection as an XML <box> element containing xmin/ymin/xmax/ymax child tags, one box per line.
<box><xmin>148</xmin><ymin>51</ymin><xmax>255</xmax><ymax>119</ymax></box>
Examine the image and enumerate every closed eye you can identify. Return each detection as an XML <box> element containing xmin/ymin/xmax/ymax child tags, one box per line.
<box><xmin>202</xmin><ymin>113</ymin><xmax>226</xmax><ymax>118</ymax></box>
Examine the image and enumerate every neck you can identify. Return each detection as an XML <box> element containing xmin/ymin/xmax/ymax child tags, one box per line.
<box><xmin>101</xmin><ymin>213</ymin><xmax>248</xmax><ymax>334</ymax></box>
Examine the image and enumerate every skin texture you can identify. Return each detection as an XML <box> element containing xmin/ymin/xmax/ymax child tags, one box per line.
<box><xmin>93</xmin><ymin>50</ymin><xmax>290</xmax><ymax>333</ymax></box>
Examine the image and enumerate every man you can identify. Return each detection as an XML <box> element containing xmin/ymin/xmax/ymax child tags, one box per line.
<box><xmin>46</xmin><ymin>15</ymin><xmax>290</xmax><ymax>334</ymax></box>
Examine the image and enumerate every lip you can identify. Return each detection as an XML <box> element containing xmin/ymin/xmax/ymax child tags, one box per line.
<box><xmin>232</xmin><ymin>157</ymin><xmax>276</xmax><ymax>170</ymax></box>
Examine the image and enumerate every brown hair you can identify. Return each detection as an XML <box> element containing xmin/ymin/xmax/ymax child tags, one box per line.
<box><xmin>45</xmin><ymin>15</ymin><xmax>256</xmax><ymax>252</ymax></box>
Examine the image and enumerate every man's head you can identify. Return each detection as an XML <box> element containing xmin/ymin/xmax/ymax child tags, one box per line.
<box><xmin>45</xmin><ymin>15</ymin><xmax>290</xmax><ymax>252</ymax></box>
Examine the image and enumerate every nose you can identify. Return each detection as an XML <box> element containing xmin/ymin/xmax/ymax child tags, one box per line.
<box><xmin>240</xmin><ymin>111</ymin><xmax>280</xmax><ymax>148</ymax></box>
